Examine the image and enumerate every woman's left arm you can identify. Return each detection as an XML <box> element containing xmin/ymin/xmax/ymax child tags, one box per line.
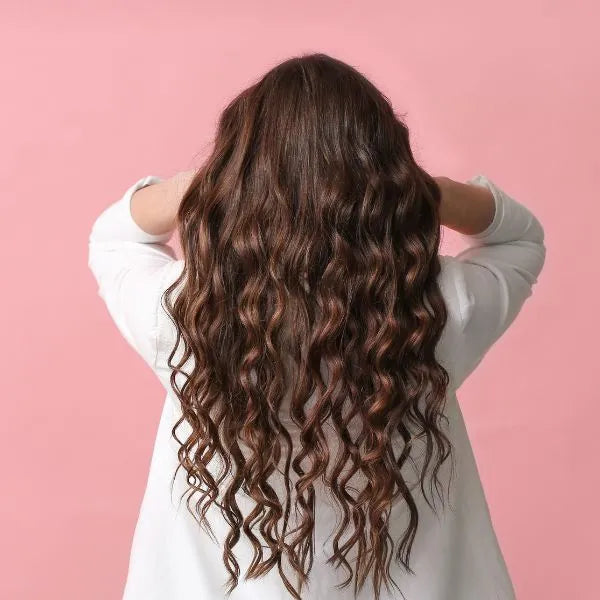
<box><xmin>130</xmin><ymin>170</ymin><xmax>195</xmax><ymax>236</ymax></box>
<box><xmin>87</xmin><ymin>171</ymin><xmax>194</xmax><ymax>370</ymax></box>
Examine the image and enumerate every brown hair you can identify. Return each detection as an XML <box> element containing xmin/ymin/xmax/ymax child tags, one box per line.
<box><xmin>162</xmin><ymin>52</ymin><xmax>454</xmax><ymax>600</ymax></box>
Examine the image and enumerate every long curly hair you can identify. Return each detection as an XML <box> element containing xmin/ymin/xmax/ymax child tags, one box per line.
<box><xmin>161</xmin><ymin>52</ymin><xmax>454</xmax><ymax>600</ymax></box>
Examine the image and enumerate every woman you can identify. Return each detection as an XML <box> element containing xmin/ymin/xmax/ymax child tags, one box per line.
<box><xmin>88</xmin><ymin>53</ymin><xmax>546</xmax><ymax>600</ymax></box>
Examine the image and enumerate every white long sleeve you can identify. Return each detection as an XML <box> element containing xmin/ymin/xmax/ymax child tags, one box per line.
<box><xmin>87</xmin><ymin>176</ymin><xmax>178</xmax><ymax>369</ymax></box>
<box><xmin>440</xmin><ymin>174</ymin><xmax>547</xmax><ymax>389</ymax></box>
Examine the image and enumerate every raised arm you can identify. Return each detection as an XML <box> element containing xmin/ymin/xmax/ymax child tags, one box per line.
<box><xmin>87</xmin><ymin>171</ymin><xmax>193</xmax><ymax>370</ymax></box>
<box><xmin>129</xmin><ymin>169</ymin><xmax>196</xmax><ymax>237</ymax></box>
<box><xmin>435</xmin><ymin>175</ymin><xmax>497</xmax><ymax>236</ymax></box>
<box><xmin>437</xmin><ymin>174</ymin><xmax>547</xmax><ymax>389</ymax></box>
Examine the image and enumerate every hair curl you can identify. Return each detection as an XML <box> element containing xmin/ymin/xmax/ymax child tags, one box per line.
<box><xmin>162</xmin><ymin>52</ymin><xmax>454</xmax><ymax>600</ymax></box>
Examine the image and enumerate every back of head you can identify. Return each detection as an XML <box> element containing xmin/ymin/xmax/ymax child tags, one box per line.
<box><xmin>163</xmin><ymin>52</ymin><xmax>452</xmax><ymax>600</ymax></box>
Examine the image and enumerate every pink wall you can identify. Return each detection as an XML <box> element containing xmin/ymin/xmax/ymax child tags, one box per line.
<box><xmin>1</xmin><ymin>2</ymin><xmax>597</xmax><ymax>598</ymax></box>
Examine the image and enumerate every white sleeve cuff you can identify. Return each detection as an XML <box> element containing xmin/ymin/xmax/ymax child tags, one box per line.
<box><xmin>464</xmin><ymin>174</ymin><xmax>504</xmax><ymax>240</ymax></box>
<box><xmin>459</xmin><ymin>174</ymin><xmax>544</xmax><ymax>247</ymax></box>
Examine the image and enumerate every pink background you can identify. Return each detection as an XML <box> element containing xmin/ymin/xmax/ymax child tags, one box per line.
<box><xmin>1</xmin><ymin>2</ymin><xmax>597</xmax><ymax>598</ymax></box>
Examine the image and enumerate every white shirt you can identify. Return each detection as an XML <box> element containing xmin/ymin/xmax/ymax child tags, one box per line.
<box><xmin>88</xmin><ymin>173</ymin><xmax>546</xmax><ymax>600</ymax></box>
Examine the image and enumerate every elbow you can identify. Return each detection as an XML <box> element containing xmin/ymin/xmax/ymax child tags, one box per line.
<box><xmin>536</xmin><ymin>240</ymin><xmax>547</xmax><ymax>280</ymax></box>
<box><xmin>528</xmin><ymin>214</ymin><xmax>547</xmax><ymax>279</ymax></box>
<box><xmin>533</xmin><ymin>214</ymin><xmax>547</xmax><ymax>276</ymax></box>
<box><xmin>518</xmin><ymin>240</ymin><xmax>547</xmax><ymax>287</ymax></box>
<box><xmin>88</xmin><ymin>212</ymin><xmax>103</xmax><ymax>246</ymax></box>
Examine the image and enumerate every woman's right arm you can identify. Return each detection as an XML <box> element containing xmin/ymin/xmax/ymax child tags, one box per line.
<box><xmin>435</xmin><ymin>175</ymin><xmax>497</xmax><ymax>236</ymax></box>
<box><xmin>436</xmin><ymin>174</ymin><xmax>547</xmax><ymax>389</ymax></box>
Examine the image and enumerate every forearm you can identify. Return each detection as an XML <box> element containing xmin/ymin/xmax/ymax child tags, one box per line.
<box><xmin>435</xmin><ymin>176</ymin><xmax>496</xmax><ymax>236</ymax></box>
<box><xmin>130</xmin><ymin>170</ymin><xmax>196</xmax><ymax>237</ymax></box>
